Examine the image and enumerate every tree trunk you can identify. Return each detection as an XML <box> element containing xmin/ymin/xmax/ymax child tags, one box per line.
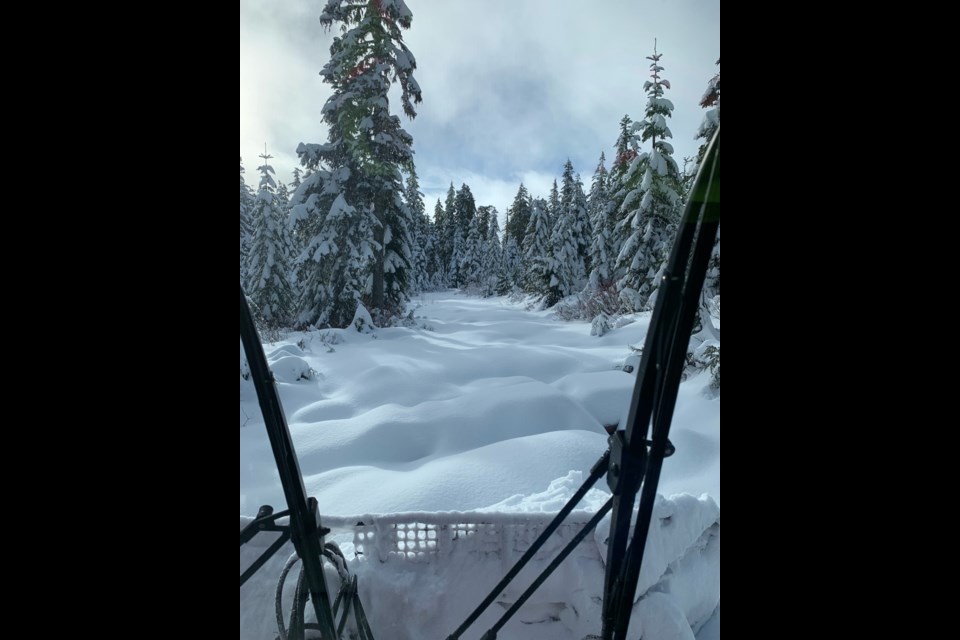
<box><xmin>372</xmin><ymin>202</ymin><xmax>385</xmax><ymax>310</ymax></box>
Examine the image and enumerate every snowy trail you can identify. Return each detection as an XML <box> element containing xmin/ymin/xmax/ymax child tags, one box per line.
<box><xmin>240</xmin><ymin>291</ymin><xmax>719</xmax><ymax>517</ymax></box>
<box><xmin>240</xmin><ymin>292</ymin><xmax>720</xmax><ymax>639</ymax></box>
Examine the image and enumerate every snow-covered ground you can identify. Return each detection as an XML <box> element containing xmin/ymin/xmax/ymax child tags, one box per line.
<box><xmin>240</xmin><ymin>291</ymin><xmax>720</xmax><ymax>639</ymax></box>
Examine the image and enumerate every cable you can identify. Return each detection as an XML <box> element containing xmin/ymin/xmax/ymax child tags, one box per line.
<box><xmin>273</xmin><ymin>541</ymin><xmax>375</xmax><ymax>640</ymax></box>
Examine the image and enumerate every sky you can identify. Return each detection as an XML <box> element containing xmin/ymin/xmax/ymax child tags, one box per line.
<box><xmin>240</xmin><ymin>0</ymin><xmax>720</xmax><ymax>223</ymax></box>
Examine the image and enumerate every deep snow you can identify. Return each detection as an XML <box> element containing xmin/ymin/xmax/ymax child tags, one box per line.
<box><xmin>240</xmin><ymin>291</ymin><xmax>719</xmax><ymax>639</ymax></box>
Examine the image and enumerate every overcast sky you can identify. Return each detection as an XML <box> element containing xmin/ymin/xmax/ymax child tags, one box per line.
<box><xmin>240</xmin><ymin>0</ymin><xmax>720</xmax><ymax>222</ymax></box>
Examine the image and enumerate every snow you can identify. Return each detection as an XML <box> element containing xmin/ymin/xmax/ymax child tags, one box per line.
<box><xmin>240</xmin><ymin>292</ymin><xmax>719</xmax><ymax>639</ymax></box>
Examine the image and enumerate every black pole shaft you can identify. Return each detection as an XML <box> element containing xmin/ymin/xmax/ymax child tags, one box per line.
<box><xmin>240</xmin><ymin>287</ymin><xmax>338</xmax><ymax>638</ymax></box>
<box><xmin>447</xmin><ymin>449</ymin><xmax>610</xmax><ymax>640</ymax></box>
<box><xmin>240</xmin><ymin>530</ymin><xmax>291</xmax><ymax>588</ymax></box>
<box><xmin>484</xmin><ymin>497</ymin><xmax>614</xmax><ymax>638</ymax></box>
<box><xmin>601</xmin><ymin>128</ymin><xmax>720</xmax><ymax>640</ymax></box>
<box><xmin>609</xmin><ymin>217</ymin><xmax>719</xmax><ymax>638</ymax></box>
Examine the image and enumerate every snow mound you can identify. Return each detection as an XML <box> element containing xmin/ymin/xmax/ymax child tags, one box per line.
<box><xmin>267</xmin><ymin>343</ymin><xmax>305</xmax><ymax>359</ymax></box>
<box><xmin>267</xmin><ymin>355</ymin><xmax>314</xmax><ymax>382</ymax></box>
<box><xmin>479</xmin><ymin>469</ymin><xmax>610</xmax><ymax>514</ymax></box>
<box><xmin>352</xmin><ymin>303</ymin><xmax>376</xmax><ymax>333</ymax></box>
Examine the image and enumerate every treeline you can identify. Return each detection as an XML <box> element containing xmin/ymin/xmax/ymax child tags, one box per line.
<box><xmin>240</xmin><ymin>1</ymin><xmax>719</xmax><ymax>335</ymax></box>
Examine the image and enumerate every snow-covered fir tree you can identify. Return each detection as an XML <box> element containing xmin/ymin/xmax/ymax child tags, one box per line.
<box><xmin>481</xmin><ymin>208</ymin><xmax>502</xmax><ymax>296</ymax></box>
<box><xmin>293</xmin><ymin>0</ymin><xmax>422</xmax><ymax>327</ymax></box>
<box><xmin>587</xmin><ymin>152</ymin><xmax>617</xmax><ymax>289</ymax></box>
<box><xmin>615</xmin><ymin>47</ymin><xmax>682</xmax><ymax>312</ymax></box>
<box><xmin>696</xmin><ymin>58</ymin><xmax>720</xmax><ymax>168</ymax></box>
<box><xmin>574</xmin><ymin>174</ymin><xmax>591</xmax><ymax>273</ymax></box>
<box><xmin>460</xmin><ymin>212</ymin><xmax>483</xmax><ymax>289</ymax></box>
<box><xmin>523</xmin><ymin>197</ymin><xmax>552</xmax><ymax>296</ymax></box>
<box><xmin>443</xmin><ymin>184</ymin><xmax>458</xmax><ymax>285</ymax></box>
<box><xmin>499</xmin><ymin>234</ymin><xmax>522</xmax><ymax>294</ymax></box>
<box><xmin>477</xmin><ymin>205</ymin><xmax>493</xmax><ymax>241</ymax></box>
<box><xmin>431</xmin><ymin>199</ymin><xmax>448</xmax><ymax>286</ymax></box>
<box><xmin>547</xmin><ymin>179</ymin><xmax>560</xmax><ymax>230</ymax></box>
<box><xmin>454</xmin><ymin>184</ymin><xmax>477</xmax><ymax>286</ymax></box>
<box><xmin>539</xmin><ymin>161</ymin><xmax>587</xmax><ymax>306</ymax></box>
<box><xmin>275</xmin><ymin>177</ymin><xmax>291</xmax><ymax>212</ymax></box>
<box><xmin>505</xmin><ymin>184</ymin><xmax>532</xmax><ymax>251</ymax></box>
<box><xmin>240</xmin><ymin>157</ymin><xmax>254</xmax><ymax>285</ymax></box>
<box><xmin>559</xmin><ymin>159</ymin><xmax>590</xmax><ymax>281</ymax></box>
<box><xmin>420</xmin><ymin>213</ymin><xmax>439</xmax><ymax>290</ymax></box>
<box><xmin>288</xmin><ymin>168</ymin><xmax>318</xmax><ymax>264</ymax></box>
<box><xmin>606</xmin><ymin>115</ymin><xmax>635</xmax><ymax>231</ymax></box>
<box><xmin>246</xmin><ymin>151</ymin><xmax>296</xmax><ymax>327</ymax></box>
<box><xmin>404</xmin><ymin>166</ymin><xmax>429</xmax><ymax>294</ymax></box>
<box><xmin>696</xmin><ymin>58</ymin><xmax>720</xmax><ymax>300</ymax></box>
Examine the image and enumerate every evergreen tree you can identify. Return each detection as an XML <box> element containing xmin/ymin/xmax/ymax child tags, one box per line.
<box><xmin>477</xmin><ymin>205</ymin><xmax>494</xmax><ymax>240</ymax></box>
<box><xmin>443</xmin><ymin>183</ymin><xmax>459</xmax><ymax>284</ymax></box>
<box><xmin>696</xmin><ymin>59</ymin><xmax>720</xmax><ymax>300</ymax></box>
<box><xmin>276</xmin><ymin>177</ymin><xmax>291</xmax><ymax>211</ymax></box>
<box><xmin>288</xmin><ymin>167</ymin><xmax>320</xmax><ymax>262</ymax></box>
<box><xmin>545</xmin><ymin>160</ymin><xmax>589</xmax><ymax>306</ymax></box>
<box><xmin>246</xmin><ymin>151</ymin><xmax>296</xmax><ymax>327</ymax></box>
<box><xmin>615</xmin><ymin>47</ymin><xmax>682</xmax><ymax>312</ymax></box>
<box><xmin>420</xmin><ymin>215</ymin><xmax>439</xmax><ymax>290</ymax></box>
<box><xmin>431</xmin><ymin>199</ymin><xmax>448</xmax><ymax>286</ymax></box>
<box><xmin>404</xmin><ymin>166</ymin><xmax>428</xmax><ymax>293</ymax></box>
<box><xmin>608</xmin><ymin>115</ymin><xmax>636</xmax><ymax>218</ymax></box>
<box><xmin>696</xmin><ymin>58</ymin><xmax>720</xmax><ymax>167</ymax></box>
<box><xmin>558</xmin><ymin>159</ymin><xmax>590</xmax><ymax>285</ymax></box>
<box><xmin>481</xmin><ymin>208</ymin><xmax>502</xmax><ymax>296</ymax></box>
<box><xmin>240</xmin><ymin>157</ymin><xmax>254</xmax><ymax>284</ymax></box>
<box><xmin>460</xmin><ymin>213</ymin><xmax>483</xmax><ymax>288</ymax></box>
<box><xmin>574</xmin><ymin>173</ymin><xmax>592</xmax><ymax>273</ymax></box>
<box><xmin>547</xmin><ymin>179</ymin><xmax>560</xmax><ymax>229</ymax></box>
<box><xmin>523</xmin><ymin>198</ymin><xmax>552</xmax><ymax>295</ymax></box>
<box><xmin>505</xmin><ymin>184</ymin><xmax>532</xmax><ymax>250</ymax></box>
<box><xmin>499</xmin><ymin>234</ymin><xmax>522</xmax><ymax>295</ymax></box>
<box><xmin>450</xmin><ymin>184</ymin><xmax>477</xmax><ymax>287</ymax></box>
<box><xmin>454</xmin><ymin>184</ymin><xmax>477</xmax><ymax>242</ymax></box>
<box><xmin>613</xmin><ymin>115</ymin><xmax>636</xmax><ymax>171</ymax></box>
<box><xmin>295</xmin><ymin>0</ymin><xmax>423</xmax><ymax>327</ymax></box>
<box><xmin>587</xmin><ymin>152</ymin><xmax>617</xmax><ymax>288</ymax></box>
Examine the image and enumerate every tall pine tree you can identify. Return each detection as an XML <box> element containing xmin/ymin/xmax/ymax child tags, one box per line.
<box><xmin>295</xmin><ymin>0</ymin><xmax>423</xmax><ymax>327</ymax></box>
<box><xmin>443</xmin><ymin>183</ymin><xmax>459</xmax><ymax>285</ymax></box>
<box><xmin>697</xmin><ymin>59</ymin><xmax>720</xmax><ymax>300</ymax></box>
<box><xmin>547</xmin><ymin>179</ymin><xmax>560</xmax><ymax>230</ymax></box>
<box><xmin>615</xmin><ymin>47</ymin><xmax>682</xmax><ymax>312</ymax></box>
<box><xmin>404</xmin><ymin>166</ymin><xmax>428</xmax><ymax>294</ymax></box>
<box><xmin>482</xmin><ymin>209</ymin><xmax>502</xmax><ymax>296</ymax></box>
<box><xmin>246</xmin><ymin>151</ymin><xmax>296</xmax><ymax>327</ymax></box>
<box><xmin>240</xmin><ymin>157</ymin><xmax>254</xmax><ymax>285</ymax></box>
<box><xmin>523</xmin><ymin>197</ymin><xmax>552</xmax><ymax>296</ymax></box>
<box><xmin>559</xmin><ymin>159</ymin><xmax>590</xmax><ymax>282</ymax></box>
<box><xmin>499</xmin><ymin>234</ymin><xmax>522</xmax><ymax>295</ymax></box>
<box><xmin>505</xmin><ymin>184</ymin><xmax>532</xmax><ymax>250</ymax></box>
<box><xmin>431</xmin><ymin>199</ymin><xmax>448</xmax><ymax>286</ymax></box>
<box><xmin>460</xmin><ymin>213</ymin><xmax>483</xmax><ymax>288</ymax></box>
<box><xmin>452</xmin><ymin>184</ymin><xmax>477</xmax><ymax>287</ymax></box>
<box><xmin>696</xmin><ymin>58</ymin><xmax>720</xmax><ymax>168</ymax></box>
<box><xmin>587</xmin><ymin>152</ymin><xmax>617</xmax><ymax>289</ymax></box>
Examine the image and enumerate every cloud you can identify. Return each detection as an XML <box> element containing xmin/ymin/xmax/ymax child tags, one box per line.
<box><xmin>241</xmin><ymin>0</ymin><xmax>720</xmax><ymax>215</ymax></box>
